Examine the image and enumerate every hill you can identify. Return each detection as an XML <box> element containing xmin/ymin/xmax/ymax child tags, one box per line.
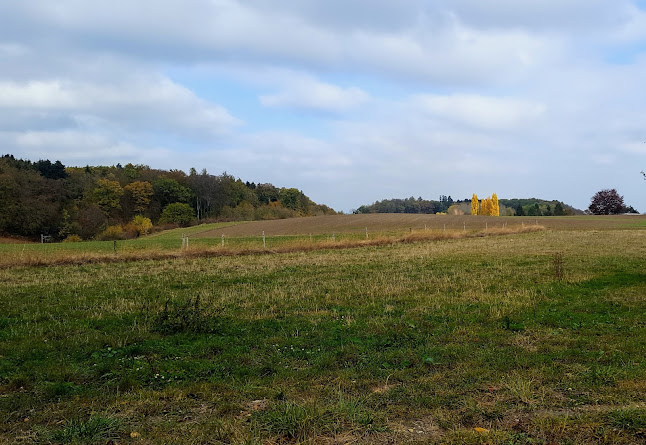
<box><xmin>0</xmin><ymin>154</ymin><xmax>335</xmax><ymax>241</ymax></box>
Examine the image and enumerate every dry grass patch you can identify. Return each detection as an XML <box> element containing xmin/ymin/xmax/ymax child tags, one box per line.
<box><xmin>0</xmin><ymin>225</ymin><xmax>546</xmax><ymax>269</ymax></box>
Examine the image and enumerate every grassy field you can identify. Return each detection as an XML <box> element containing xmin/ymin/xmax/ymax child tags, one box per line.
<box><xmin>1</xmin><ymin>216</ymin><xmax>646</xmax><ymax>444</ymax></box>
<box><xmin>0</xmin><ymin>220</ymin><xmax>543</xmax><ymax>269</ymax></box>
<box><xmin>196</xmin><ymin>214</ymin><xmax>646</xmax><ymax>237</ymax></box>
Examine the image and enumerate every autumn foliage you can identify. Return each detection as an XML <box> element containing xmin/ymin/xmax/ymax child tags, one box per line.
<box><xmin>472</xmin><ymin>193</ymin><xmax>500</xmax><ymax>216</ymax></box>
<box><xmin>471</xmin><ymin>194</ymin><xmax>479</xmax><ymax>216</ymax></box>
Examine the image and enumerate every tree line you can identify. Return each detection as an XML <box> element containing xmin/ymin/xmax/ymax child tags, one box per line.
<box><xmin>353</xmin><ymin>195</ymin><xmax>458</xmax><ymax>214</ymax></box>
<box><xmin>0</xmin><ymin>155</ymin><xmax>336</xmax><ymax>240</ymax></box>
<box><xmin>354</xmin><ymin>196</ymin><xmax>580</xmax><ymax>216</ymax></box>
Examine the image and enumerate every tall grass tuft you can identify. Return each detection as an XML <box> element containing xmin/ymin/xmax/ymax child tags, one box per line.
<box><xmin>151</xmin><ymin>295</ymin><xmax>217</xmax><ymax>335</ymax></box>
<box><xmin>46</xmin><ymin>416</ymin><xmax>121</xmax><ymax>444</ymax></box>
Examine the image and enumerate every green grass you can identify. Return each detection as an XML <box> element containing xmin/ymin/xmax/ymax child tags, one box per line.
<box><xmin>0</xmin><ymin>224</ymin><xmax>370</xmax><ymax>259</ymax></box>
<box><xmin>144</xmin><ymin>221</ymin><xmax>243</xmax><ymax>240</ymax></box>
<box><xmin>1</xmin><ymin>229</ymin><xmax>646</xmax><ymax>443</ymax></box>
<box><xmin>0</xmin><ymin>221</ymin><xmax>243</xmax><ymax>255</ymax></box>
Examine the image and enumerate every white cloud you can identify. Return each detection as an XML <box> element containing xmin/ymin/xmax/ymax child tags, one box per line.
<box><xmin>260</xmin><ymin>78</ymin><xmax>369</xmax><ymax>112</ymax></box>
<box><xmin>410</xmin><ymin>94</ymin><xmax>546</xmax><ymax>131</ymax></box>
<box><xmin>1</xmin><ymin>0</ymin><xmax>646</xmax><ymax>213</ymax></box>
<box><xmin>0</xmin><ymin>0</ymin><xmax>564</xmax><ymax>86</ymax></box>
<box><xmin>612</xmin><ymin>3</ymin><xmax>646</xmax><ymax>42</ymax></box>
<box><xmin>0</xmin><ymin>130</ymin><xmax>173</xmax><ymax>165</ymax></box>
<box><xmin>0</xmin><ymin>77</ymin><xmax>241</xmax><ymax>137</ymax></box>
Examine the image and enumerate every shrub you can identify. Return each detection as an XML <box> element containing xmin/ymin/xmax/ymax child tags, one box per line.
<box><xmin>98</xmin><ymin>225</ymin><xmax>125</xmax><ymax>241</ymax></box>
<box><xmin>159</xmin><ymin>202</ymin><xmax>194</xmax><ymax>227</ymax></box>
<box><xmin>125</xmin><ymin>215</ymin><xmax>153</xmax><ymax>236</ymax></box>
<box><xmin>62</xmin><ymin>234</ymin><xmax>82</xmax><ymax>243</ymax></box>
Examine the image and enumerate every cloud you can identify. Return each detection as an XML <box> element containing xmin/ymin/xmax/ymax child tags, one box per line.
<box><xmin>0</xmin><ymin>0</ymin><xmax>562</xmax><ymax>86</ymax></box>
<box><xmin>0</xmin><ymin>76</ymin><xmax>240</xmax><ymax>138</ymax></box>
<box><xmin>1</xmin><ymin>0</ymin><xmax>646</xmax><ymax>214</ymax></box>
<box><xmin>410</xmin><ymin>94</ymin><xmax>546</xmax><ymax>131</ymax></box>
<box><xmin>0</xmin><ymin>130</ymin><xmax>173</xmax><ymax>165</ymax></box>
<box><xmin>260</xmin><ymin>78</ymin><xmax>369</xmax><ymax>112</ymax></box>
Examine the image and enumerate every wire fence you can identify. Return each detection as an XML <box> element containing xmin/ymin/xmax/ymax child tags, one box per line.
<box><xmin>0</xmin><ymin>219</ymin><xmax>544</xmax><ymax>259</ymax></box>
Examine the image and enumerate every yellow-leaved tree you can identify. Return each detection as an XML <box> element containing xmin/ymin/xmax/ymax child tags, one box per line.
<box><xmin>491</xmin><ymin>193</ymin><xmax>500</xmax><ymax>216</ymax></box>
<box><xmin>471</xmin><ymin>194</ymin><xmax>479</xmax><ymax>215</ymax></box>
<box><xmin>476</xmin><ymin>193</ymin><xmax>500</xmax><ymax>216</ymax></box>
<box><xmin>480</xmin><ymin>197</ymin><xmax>491</xmax><ymax>216</ymax></box>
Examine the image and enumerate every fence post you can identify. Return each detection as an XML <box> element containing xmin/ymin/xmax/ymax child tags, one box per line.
<box><xmin>366</xmin><ymin>227</ymin><xmax>368</xmax><ymax>239</ymax></box>
<box><xmin>263</xmin><ymin>231</ymin><xmax>266</xmax><ymax>248</ymax></box>
<box><xmin>113</xmin><ymin>240</ymin><xmax>117</xmax><ymax>254</ymax></box>
<box><xmin>443</xmin><ymin>224</ymin><xmax>446</xmax><ymax>232</ymax></box>
<box><xmin>310</xmin><ymin>233</ymin><xmax>312</xmax><ymax>242</ymax></box>
<box><xmin>332</xmin><ymin>232</ymin><xmax>335</xmax><ymax>242</ymax></box>
<box><xmin>463</xmin><ymin>222</ymin><xmax>466</xmax><ymax>232</ymax></box>
<box><xmin>221</xmin><ymin>234</ymin><xmax>225</xmax><ymax>247</ymax></box>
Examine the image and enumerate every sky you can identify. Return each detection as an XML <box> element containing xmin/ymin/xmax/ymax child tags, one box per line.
<box><xmin>1</xmin><ymin>1</ymin><xmax>646</xmax><ymax>212</ymax></box>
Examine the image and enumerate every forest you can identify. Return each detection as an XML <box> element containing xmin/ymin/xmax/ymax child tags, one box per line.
<box><xmin>0</xmin><ymin>155</ymin><xmax>336</xmax><ymax>241</ymax></box>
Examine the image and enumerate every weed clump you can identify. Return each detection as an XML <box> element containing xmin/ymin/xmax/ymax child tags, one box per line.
<box><xmin>252</xmin><ymin>398</ymin><xmax>387</xmax><ymax>441</ymax></box>
<box><xmin>607</xmin><ymin>408</ymin><xmax>646</xmax><ymax>432</ymax></box>
<box><xmin>45</xmin><ymin>415</ymin><xmax>121</xmax><ymax>444</ymax></box>
<box><xmin>151</xmin><ymin>295</ymin><xmax>217</xmax><ymax>335</ymax></box>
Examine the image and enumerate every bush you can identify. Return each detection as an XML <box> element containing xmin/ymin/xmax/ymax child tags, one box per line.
<box><xmin>62</xmin><ymin>234</ymin><xmax>82</xmax><ymax>243</ymax></box>
<box><xmin>125</xmin><ymin>215</ymin><xmax>153</xmax><ymax>236</ymax></box>
<box><xmin>98</xmin><ymin>225</ymin><xmax>125</xmax><ymax>241</ymax></box>
<box><xmin>159</xmin><ymin>202</ymin><xmax>194</xmax><ymax>227</ymax></box>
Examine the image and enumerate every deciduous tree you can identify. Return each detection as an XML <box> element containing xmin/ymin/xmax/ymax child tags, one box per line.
<box><xmin>124</xmin><ymin>181</ymin><xmax>154</xmax><ymax>214</ymax></box>
<box><xmin>588</xmin><ymin>189</ymin><xmax>624</xmax><ymax>215</ymax></box>
<box><xmin>92</xmin><ymin>179</ymin><xmax>123</xmax><ymax>216</ymax></box>
<box><xmin>491</xmin><ymin>193</ymin><xmax>499</xmax><ymax>216</ymax></box>
<box><xmin>471</xmin><ymin>194</ymin><xmax>479</xmax><ymax>215</ymax></box>
<box><xmin>159</xmin><ymin>203</ymin><xmax>194</xmax><ymax>226</ymax></box>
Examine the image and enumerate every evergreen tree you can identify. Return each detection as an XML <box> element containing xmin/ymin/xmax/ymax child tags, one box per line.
<box><xmin>515</xmin><ymin>204</ymin><xmax>525</xmax><ymax>216</ymax></box>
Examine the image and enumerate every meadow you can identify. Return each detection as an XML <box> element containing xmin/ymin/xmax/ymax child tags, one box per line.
<box><xmin>1</xmin><ymin>215</ymin><xmax>646</xmax><ymax>444</ymax></box>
